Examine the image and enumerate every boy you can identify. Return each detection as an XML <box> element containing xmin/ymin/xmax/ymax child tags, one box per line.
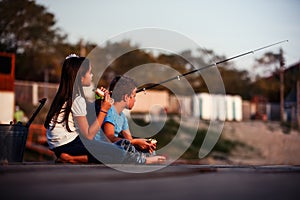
<box><xmin>101</xmin><ymin>76</ymin><xmax>157</xmax><ymax>154</ymax></box>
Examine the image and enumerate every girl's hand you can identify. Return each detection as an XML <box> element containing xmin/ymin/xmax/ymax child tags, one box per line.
<box><xmin>97</xmin><ymin>87</ymin><xmax>113</xmax><ymax>111</ymax></box>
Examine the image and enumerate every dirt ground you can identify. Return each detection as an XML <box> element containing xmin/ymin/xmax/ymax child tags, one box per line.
<box><xmin>213</xmin><ymin>121</ymin><xmax>300</xmax><ymax>165</ymax></box>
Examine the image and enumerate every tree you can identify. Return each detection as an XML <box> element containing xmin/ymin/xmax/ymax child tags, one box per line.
<box><xmin>254</xmin><ymin>50</ymin><xmax>282</xmax><ymax>76</ymax></box>
<box><xmin>89</xmin><ymin>40</ymin><xmax>140</xmax><ymax>88</ymax></box>
<box><xmin>253</xmin><ymin>49</ymin><xmax>286</xmax><ymax>122</ymax></box>
<box><xmin>253</xmin><ymin>50</ymin><xmax>286</xmax><ymax>96</ymax></box>
<box><xmin>0</xmin><ymin>0</ymin><xmax>69</xmax><ymax>81</ymax></box>
<box><xmin>0</xmin><ymin>0</ymin><xmax>66</xmax><ymax>53</ymax></box>
<box><xmin>219</xmin><ymin>68</ymin><xmax>252</xmax><ymax>100</ymax></box>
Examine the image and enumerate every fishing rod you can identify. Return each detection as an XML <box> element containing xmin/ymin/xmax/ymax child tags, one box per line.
<box><xmin>136</xmin><ymin>40</ymin><xmax>288</xmax><ymax>93</ymax></box>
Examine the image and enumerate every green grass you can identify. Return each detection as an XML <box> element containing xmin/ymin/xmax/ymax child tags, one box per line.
<box><xmin>130</xmin><ymin>117</ymin><xmax>244</xmax><ymax>160</ymax></box>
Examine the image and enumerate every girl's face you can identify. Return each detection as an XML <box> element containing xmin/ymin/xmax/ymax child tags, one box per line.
<box><xmin>81</xmin><ymin>65</ymin><xmax>93</xmax><ymax>87</ymax></box>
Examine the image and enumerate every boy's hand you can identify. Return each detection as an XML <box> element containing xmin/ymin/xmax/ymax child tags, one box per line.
<box><xmin>132</xmin><ymin>138</ymin><xmax>156</xmax><ymax>153</ymax></box>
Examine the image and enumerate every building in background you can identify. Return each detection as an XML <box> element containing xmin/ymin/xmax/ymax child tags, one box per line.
<box><xmin>0</xmin><ymin>52</ymin><xmax>15</xmax><ymax>123</ymax></box>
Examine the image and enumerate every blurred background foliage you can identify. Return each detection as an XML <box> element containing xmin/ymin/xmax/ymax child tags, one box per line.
<box><xmin>0</xmin><ymin>0</ymin><xmax>296</xmax><ymax>102</ymax></box>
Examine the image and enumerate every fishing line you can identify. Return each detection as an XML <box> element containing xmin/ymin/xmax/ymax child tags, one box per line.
<box><xmin>136</xmin><ymin>40</ymin><xmax>288</xmax><ymax>93</ymax></box>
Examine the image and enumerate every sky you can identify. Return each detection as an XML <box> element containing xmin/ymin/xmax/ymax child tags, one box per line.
<box><xmin>36</xmin><ymin>0</ymin><xmax>300</xmax><ymax>75</ymax></box>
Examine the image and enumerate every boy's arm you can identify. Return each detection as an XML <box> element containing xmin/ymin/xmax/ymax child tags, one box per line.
<box><xmin>103</xmin><ymin>122</ymin><xmax>123</xmax><ymax>142</ymax></box>
<box><xmin>121</xmin><ymin>130</ymin><xmax>156</xmax><ymax>153</ymax></box>
<box><xmin>120</xmin><ymin>129</ymin><xmax>133</xmax><ymax>140</ymax></box>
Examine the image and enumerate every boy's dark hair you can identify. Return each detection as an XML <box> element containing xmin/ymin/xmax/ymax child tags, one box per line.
<box><xmin>109</xmin><ymin>75</ymin><xmax>137</xmax><ymax>102</ymax></box>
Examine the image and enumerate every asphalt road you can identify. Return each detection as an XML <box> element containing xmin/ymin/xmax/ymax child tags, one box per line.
<box><xmin>0</xmin><ymin>163</ymin><xmax>300</xmax><ymax>200</ymax></box>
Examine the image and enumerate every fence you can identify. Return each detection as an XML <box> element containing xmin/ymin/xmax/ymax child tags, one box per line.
<box><xmin>15</xmin><ymin>80</ymin><xmax>58</xmax><ymax>106</ymax></box>
<box><xmin>14</xmin><ymin>81</ymin><xmax>248</xmax><ymax>121</ymax></box>
<box><xmin>14</xmin><ymin>80</ymin><xmax>285</xmax><ymax>122</ymax></box>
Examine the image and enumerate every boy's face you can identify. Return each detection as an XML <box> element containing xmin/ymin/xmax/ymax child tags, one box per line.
<box><xmin>126</xmin><ymin>88</ymin><xmax>137</xmax><ymax>110</ymax></box>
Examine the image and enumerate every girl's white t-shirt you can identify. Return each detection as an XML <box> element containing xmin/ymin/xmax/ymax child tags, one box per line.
<box><xmin>46</xmin><ymin>96</ymin><xmax>87</xmax><ymax>149</ymax></box>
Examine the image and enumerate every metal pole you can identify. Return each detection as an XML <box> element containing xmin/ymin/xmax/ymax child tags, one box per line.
<box><xmin>297</xmin><ymin>75</ymin><xmax>300</xmax><ymax>130</ymax></box>
<box><xmin>279</xmin><ymin>48</ymin><xmax>285</xmax><ymax>123</ymax></box>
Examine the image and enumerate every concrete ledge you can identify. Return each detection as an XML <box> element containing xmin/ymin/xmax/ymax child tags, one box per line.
<box><xmin>1</xmin><ymin>164</ymin><xmax>300</xmax><ymax>200</ymax></box>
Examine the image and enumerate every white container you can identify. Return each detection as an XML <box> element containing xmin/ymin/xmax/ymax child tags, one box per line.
<box><xmin>215</xmin><ymin>94</ymin><xmax>226</xmax><ymax>121</ymax></box>
<box><xmin>233</xmin><ymin>95</ymin><xmax>243</xmax><ymax>121</ymax></box>
<box><xmin>225</xmin><ymin>95</ymin><xmax>233</xmax><ymax>121</ymax></box>
<box><xmin>199</xmin><ymin>93</ymin><xmax>212</xmax><ymax>120</ymax></box>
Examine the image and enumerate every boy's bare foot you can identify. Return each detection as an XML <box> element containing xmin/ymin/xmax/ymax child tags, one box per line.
<box><xmin>145</xmin><ymin>155</ymin><xmax>166</xmax><ymax>164</ymax></box>
<box><xmin>56</xmin><ymin>153</ymin><xmax>88</xmax><ymax>164</ymax></box>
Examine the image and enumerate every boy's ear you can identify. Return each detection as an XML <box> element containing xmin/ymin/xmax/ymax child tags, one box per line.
<box><xmin>123</xmin><ymin>94</ymin><xmax>129</xmax><ymax>101</ymax></box>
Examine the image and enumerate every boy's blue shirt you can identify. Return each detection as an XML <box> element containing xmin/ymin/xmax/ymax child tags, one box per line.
<box><xmin>104</xmin><ymin>106</ymin><xmax>129</xmax><ymax>137</ymax></box>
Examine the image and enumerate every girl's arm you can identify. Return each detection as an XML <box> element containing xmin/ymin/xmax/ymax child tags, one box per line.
<box><xmin>74</xmin><ymin>110</ymin><xmax>108</xmax><ymax>140</ymax></box>
<box><xmin>75</xmin><ymin>89</ymin><xmax>112</xmax><ymax>140</ymax></box>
